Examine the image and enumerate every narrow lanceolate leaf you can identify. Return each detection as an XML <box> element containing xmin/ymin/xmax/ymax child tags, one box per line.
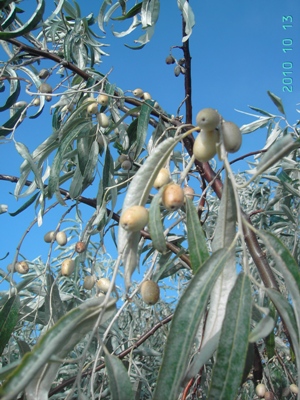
<box><xmin>258</xmin><ymin>230</ymin><xmax>300</xmax><ymax>341</ymax></box>
<box><xmin>153</xmin><ymin>248</ymin><xmax>230</xmax><ymax>400</ymax></box>
<box><xmin>148</xmin><ymin>189</ymin><xmax>167</xmax><ymax>254</ymax></box>
<box><xmin>0</xmin><ymin>0</ymin><xmax>45</xmax><ymax>38</ymax></box>
<box><xmin>0</xmin><ymin>297</ymin><xmax>116</xmax><ymax>400</ymax></box>
<box><xmin>208</xmin><ymin>273</ymin><xmax>252</xmax><ymax>400</ymax></box>
<box><xmin>105</xmin><ymin>354</ymin><xmax>134</xmax><ymax>400</ymax></box>
<box><xmin>0</xmin><ymin>105</ymin><xmax>26</xmax><ymax>137</ymax></box>
<box><xmin>132</xmin><ymin>99</ymin><xmax>153</xmax><ymax>159</ymax></box>
<box><xmin>0</xmin><ymin>67</ymin><xmax>20</xmax><ymax>112</ymax></box>
<box><xmin>267</xmin><ymin>90</ymin><xmax>285</xmax><ymax>115</ymax></box>
<box><xmin>185</xmin><ymin>197</ymin><xmax>209</xmax><ymax>273</ymax></box>
<box><xmin>200</xmin><ymin>175</ymin><xmax>237</xmax><ymax>350</ymax></box>
<box><xmin>0</xmin><ymin>295</ymin><xmax>20</xmax><ymax>356</ymax></box>
<box><xmin>177</xmin><ymin>0</ymin><xmax>195</xmax><ymax>41</ymax></box>
<box><xmin>9</xmin><ymin>192</ymin><xmax>40</xmax><ymax>216</ymax></box>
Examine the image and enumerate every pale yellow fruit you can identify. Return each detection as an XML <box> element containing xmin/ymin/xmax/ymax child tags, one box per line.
<box><xmin>255</xmin><ymin>383</ymin><xmax>266</xmax><ymax>398</ymax></box>
<box><xmin>153</xmin><ymin>168</ymin><xmax>171</xmax><ymax>190</ymax></box>
<box><xmin>61</xmin><ymin>259</ymin><xmax>75</xmax><ymax>276</ymax></box>
<box><xmin>133</xmin><ymin>88</ymin><xmax>144</xmax><ymax>98</ymax></box>
<box><xmin>290</xmin><ymin>384</ymin><xmax>299</xmax><ymax>394</ymax></box>
<box><xmin>120</xmin><ymin>205</ymin><xmax>149</xmax><ymax>232</ymax></box>
<box><xmin>193</xmin><ymin>129</ymin><xmax>219</xmax><ymax>162</ymax></box>
<box><xmin>162</xmin><ymin>183</ymin><xmax>184</xmax><ymax>211</ymax></box>
<box><xmin>44</xmin><ymin>230</ymin><xmax>56</xmax><ymax>243</ymax></box>
<box><xmin>97</xmin><ymin>94</ymin><xmax>109</xmax><ymax>106</ymax></box>
<box><xmin>87</xmin><ymin>102</ymin><xmax>98</xmax><ymax>115</ymax></box>
<box><xmin>96</xmin><ymin>277</ymin><xmax>111</xmax><ymax>293</ymax></box>
<box><xmin>83</xmin><ymin>276</ymin><xmax>95</xmax><ymax>290</ymax></box>
<box><xmin>97</xmin><ymin>112</ymin><xmax>110</xmax><ymax>128</ymax></box>
<box><xmin>39</xmin><ymin>83</ymin><xmax>52</xmax><ymax>94</ymax></box>
<box><xmin>221</xmin><ymin>121</ymin><xmax>242</xmax><ymax>153</ymax></box>
<box><xmin>183</xmin><ymin>185</ymin><xmax>195</xmax><ymax>201</ymax></box>
<box><xmin>33</xmin><ymin>98</ymin><xmax>40</xmax><ymax>106</ymax></box>
<box><xmin>75</xmin><ymin>241</ymin><xmax>86</xmax><ymax>253</ymax></box>
<box><xmin>196</xmin><ymin>108</ymin><xmax>220</xmax><ymax>130</ymax></box>
<box><xmin>38</xmin><ymin>69</ymin><xmax>50</xmax><ymax>79</ymax></box>
<box><xmin>15</xmin><ymin>261</ymin><xmax>29</xmax><ymax>274</ymax></box>
<box><xmin>143</xmin><ymin>92</ymin><xmax>151</xmax><ymax>100</ymax></box>
<box><xmin>56</xmin><ymin>231</ymin><xmax>67</xmax><ymax>246</ymax></box>
<box><xmin>140</xmin><ymin>280</ymin><xmax>160</xmax><ymax>305</ymax></box>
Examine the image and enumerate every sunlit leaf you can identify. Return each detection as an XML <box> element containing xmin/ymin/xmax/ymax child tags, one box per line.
<box><xmin>267</xmin><ymin>90</ymin><xmax>285</xmax><ymax>115</ymax></box>
<box><xmin>148</xmin><ymin>189</ymin><xmax>167</xmax><ymax>254</ymax></box>
<box><xmin>112</xmin><ymin>2</ymin><xmax>142</xmax><ymax>20</ymax></box>
<box><xmin>177</xmin><ymin>0</ymin><xmax>195</xmax><ymax>42</ymax></box>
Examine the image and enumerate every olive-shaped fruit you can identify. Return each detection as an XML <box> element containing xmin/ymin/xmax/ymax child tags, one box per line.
<box><xmin>120</xmin><ymin>205</ymin><xmax>149</xmax><ymax>232</ymax></box>
<box><xmin>143</xmin><ymin>92</ymin><xmax>151</xmax><ymax>100</ymax></box>
<box><xmin>39</xmin><ymin>83</ymin><xmax>53</xmax><ymax>94</ymax></box>
<box><xmin>97</xmin><ymin>112</ymin><xmax>110</xmax><ymax>128</ymax></box>
<box><xmin>56</xmin><ymin>231</ymin><xmax>67</xmax><ymax>246</ymax></box>
<box><xmin>193</xmin><ymin>129</ymin><xmax>219</xmax><ymax>162</ymax></box>
<box><xmin>174</xmin><ymin>65</ymin><xmax>181</xmax><ymax>77</ymax></box>
<box><xmin>264</xmin><ymin>392</ymin><xmax>274</xmax><ymax>400</ymax></box>
<box><xmin>165</xmin><ymin>55</ymin><xmax>175</xmax><ymax>64</ymax></box>
<box><xmin>15</xmin><ymin>261</ymin><xmax>29</xmax><ymax>274</ymax></box>
<box><xmin>33</xmin><ymin>98</ymin><xmax>40</xmax><ymax>106</ymax></box>
<box><xmin>45</xmin><ymin>95</ymin><xmax>52</xmax><ymax>102</ymax></box>
<box><xmin>178</xmin><ymin>58</ymin><xmax>185</xmax><ymax>66</ymax></box>
<box><xmin>221</xmin><ymin>121</ymin><xmax>242</xmax><ymax>153</ymax></box>
<box><xmin>38</xmin><ymin>69</ymin><xmax>50</xmax><ymax>79</ymax></box>
<box><xmin>162</xmin><ymin>183</ymin><xmax>184</xmax><ymax>211</ymax></box>
<box><xmin>87</xmin><ymin>102</ymin><xmax>98</xmax><ymax>115</ymax></box>
<box><xmin>61</xmin><ymin>259</ymin><xmax>75</xmax><ymax>276</ymax></box>
<box><xmin>118</xmin><ymin>154</ymin><xmax>128</xmax><ymax>163</ymax></box>
<box><xmin>255</xmin><ymin>383</ymin><xmax>266</xmax><ymax>398</ymax></box>
<box><xmin>153</xmin><ymin>168</ymin><xmax>171</xmax><ymax>190</ymax></box>
<box><xmin>196</xmin><ymin>108</ymin><xmax>220</xmax><ymax>131</ymax></box>
<box><xmin>75</xmin><ymin>241</ymin><xmax>86</xmax><ymax>253</ymax></box>
<box><xmin>183</xmin><ymin>185</ymin><xmax>195</xmax><ymax>201</ymax></box>
<box><xmin>44</xmin><ymin>230</ymin><xmax>56</xmax><ymax>243</ymax></box>
<box><xmin>290</xmin><ymin>384</ymin><xmax>299</xmax><ymax>394</ymax></box>
<box><xmin>83</xmin><ymin>275</ymin><xmax>95</xmax><ymax>290</ymax></box>
<box><xmin>14</xmin><ymin>101</ymin><xmax>28</xmax><ymax>108</ymax></box>
<box><xmin>96</xmin><ymin>277</ymin><xmax>111</xmax><ymax>293</ymax></box>
<box><xmin>97</xmin><ymin>94</ymin><xmax>109</xmax><ymax>106</ymax></box>
<box><xmin>121</xmin><ymin>160</ymin><xmax>132</xmax><ymax>170</ymax></box>
<box><xmin>140</xmin><ymin>280</ymin><xmax>160</xmax><ymax>305</ymax></box>
<box><xmin>133</xmin><ymin>88</ymin><xmax>144</xmax><ymax>98</ymax></box>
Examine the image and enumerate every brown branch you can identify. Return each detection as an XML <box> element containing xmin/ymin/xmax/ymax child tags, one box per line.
<box><xmin>182</xmin><ymin>13</ymin><xmax>192</xmax><ymax>124</ymax></box>
<box><xmin>49</xmin><ymin>313</ymin><xmax>173</xmax><ymax>396</ymax></box>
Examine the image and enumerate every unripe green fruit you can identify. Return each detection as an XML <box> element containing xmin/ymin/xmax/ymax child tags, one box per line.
<box><xmin>143</xmin><ymin>92</ymin><xmax>151</xmax><ymax>100</ymax></box>
<box><xmin>15</xmin><ymin>261</ymin><xmax>29</xmax><ymax>274</ymax></box>
<box><xmin>264</xmin><ymin>392</ymin><xmax>274</xmax><ymax>400</ymax></box>
<box><xmin>183</xmin><ymin>185</ymin><xmax>195</xmax><ymax>201</ymax></box>
<box><xmin>221</xmin><ymin>121</ymin><xmax>242</xmax><ymax>153</ymax></box>
<box><xmin>75</xmin><ymin>241</ymin><xmax>86</xmax><ymax>253</ymax></box>
<box><xmin>120</xmin><ymin>205</ymin><xmax>149</xmax><ymax>232</ymax></box>
<box><xmin>61</xmin><ymin>259</ymin><xmax>75</xmax><ymax>276</ymax></box>
<box><xmin>96</xmin><ymin>277</ymin><xmax>111</xmax><ymax>293</ymax></box>
<box><xmin>97</xmin><ymin>112</ymin><xmax>110</xmax><ymax>128</ymax></box>
<box><xmin>44</xmin><ymin>230</ymin><xmax>56</xmax><ymax>243</ymax></box>
<box><xmin>87</xmin><ymin>102</ymin><xmax>98</xmax><ymax>115</ymax></box>
<box><xmin>133</xmin><ymin>88</ymin><xmax>144</xmax><ymax>98</ymax></box>
<box><xmin>121</xmin><ymin>160</ymin><xmax>132</xmax><ymax>170</ymax></box>
<box><xmin>39</xmin><ymin>83</ymin><xmax>52</xmax><ymax>94</ymax></box>
<box><xmin>196</xmin><ymin>108</ymin><xmax>220</xmax><ymax>131</ymax></box>
<box><xmin>140</xmin><ymin>280</ymin><xmax>160</xmax><ymax>305</ymax></box>
<box><xmin>256</xmin><ymin>383</ymin><xmax>266</xmax><ymax>398</ymax></box>
<box><xmin>33</xmin><ymin>98</ymin><xmax>40</xmax><ymax>106</ymax></box>
<box><xmin>56</xmin><ymin>231</ymin><xmax>67</xmax><ymax>246</ymax></box>
<box><xmin>162</xmin><ymin>183</ymin><xmax>185</xmax><ymax>211</ymax></box>
<box><xmin>153</xmin><ymin>168</ymin><xmax>171</xmax><ymax>190</ymax></box>
<box><xmin>97</xmin><ymin>94</ymin><xmax>109</xmax><ymax>106</ymax></box>
<box><xmin>290</xmin><ymin>384</ymin><xmax>299</xmax><ymax>394</ymax></box>
<box><xmin>165</xmin><ymin>55</ymin><xmax>175</xmax><ymax>64</ymax></box>
<box><xmin>83</xmin><ymin>275</ymin><xmax>95</xmax><ymax>290</ymax></box>
<box><xmin>193</xmin><ymin>130</ymin><xmax>219</xmax><ymax>162</ymax></box>
<box><xmin>38</xmin><ymin>69</ymin><xmax>50</xmax><ymax>79</ymax></box>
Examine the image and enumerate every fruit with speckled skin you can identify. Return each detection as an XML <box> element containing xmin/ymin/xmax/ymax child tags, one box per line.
<box><xmin>140</xmin><ymin>280</ymin><xmax>160</xmax><ymax>305</ymax></box>
<box><xmin>120</xmin><ymin>206</ymin><xmax>149</xmax><ymax>232</ymax></box>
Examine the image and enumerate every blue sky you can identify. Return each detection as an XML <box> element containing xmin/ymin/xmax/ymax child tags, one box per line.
<box><xmin>0</xmin><ymin>0</ymin><xmax>299</xmax><ymax>287</ymax></box>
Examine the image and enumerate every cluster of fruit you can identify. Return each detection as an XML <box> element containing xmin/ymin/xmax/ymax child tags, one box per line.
<box><xmin>165</xmin><ymin>54</ymin><xmax>186</xmax><ymax>77</ymax></box>
<box><xmin>255</xmin><ymin>382</ymin><xmax>298</xmax><ymax>398</ymax></box>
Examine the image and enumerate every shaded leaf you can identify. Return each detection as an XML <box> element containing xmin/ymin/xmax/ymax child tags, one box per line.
<box><xmin>9</xmin><ymin>192</ymin><xmax>40</xmax><ymax>216</ymax></box>
<box><xmin>267</xmin><ymin>90</ymin><xmax>285</xmax><ymax>115</ymax></box>
<box><xmin>0</xmin><ymin>295</ymin><xmax>20</xmax><ymax>356</ymax></box>
<box><xmin>148</xmin><ymin>189</ymin><xmax>167</xmax><ymax>254</ymax></box>
<box><xmin>105</xmin><ymin>354</ymin><xmax>134</xmax><ymax>400</ymax></box>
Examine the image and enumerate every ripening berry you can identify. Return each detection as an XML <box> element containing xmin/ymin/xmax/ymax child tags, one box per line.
<box><xmin>140</xmin><ymin>280</ymin><xmax>160</xmax><ymax>305</ymax></box>
<box><xmin>97</xmin><ymin>94</ymin><xmax>109</xmax><ymax>106</ymax></box>
<box><xmin>45</xmin><ymin>95</ymin><xmax>52</xmax><ymax>102</ymax></box>
<box><xmin>153</xmin><ymin>168</ymin><xmax>171</xmax><ymax>190</ymax></box>
<box><xmin>15</xmin><ymin>261</ymin><xmax>29</xmax><ymax>274</ymax></box>
<box><xmin>56</xmin><ymin>231</ymin><xmax>67</xmax><ymax>246</ymax></box>
<box><xmin>96</xmin><ymin>277</ymin><xmax>111</xmax><ymax>293</ymax></box>
<box><xmin>264</xmin><ymin>392</ymin><xmax>275</xmax><ymax>400</ymax></box>
<box><xmin>83</xmin><ymin>276</ymin><xmax>95</xmax><ymax>290</ymax></box>
<box><xmin>87</xmin><ymin>102</ymin><xmax>98</xmax><ymax>115</ymax></box>
<box><xmin>133</xmin><ymin>88</ymin><xmax>144</xmax><ymax>98</ymax></box>
<box><xmin>61</xmin><ymin>259</ymin><xmax>75</xmax><ymax>276</ymax></box>
<box><xmin>162</xmin><ymin>183</ymin><xmax>184</xmax><ymax>211</ymax></box>
<box><xmin>121</xmin><ymin>160</ymin><xmax>132</xmax><ymax>170</ymax></box>
<box><xmin>120</xmin><ymin>205</ymin><xmax>149</xmax><ymax>232</ymax></box>
<box><xmin>165</xmin><ymin>55</ymin><xmax>175</xmax><ymax>64</ymax></box>
<box><xmin>193</xmin><ymin>129</ymin><xmax>219</xmax><ymax>162</ymax></box>
<box><xmin>39</xmin><ymin>83</ymin><xmax>52</xmax><ymax>94</ymax></box>
<box><xmin>44</xmin><ymin>231</ymin><xmax>56</xmax><ymax>243</ymax></box>
<box><xmin>33</xmin><ymin>98</ymin><xmax>40</xmax><ymax>106</ymax></box>
<box><xmin>196</xmin><ymin>108</ymin><xmax>220</xmax><ymax>131</ymax></box>
<box><xmin>255</xmin><ymin>383</ymin><xmax>266</xmax><ymax>398</ymax></box>
<box><xmin>221</xmin><ymin>121</ymin><xmax>242</xmax><ymax>153</ymax></box>
<box><xmin>97</xmin><ymin>112</ymin><xmax>110</xmax><ymax>128</ymax></box>
<box><xmin>174</xmin><ymin>65</ymin><xmax>181</xmax><ymax>77</ymax></box>
<box><xmin>75</xmin><ymin>241</ymin><xmax>86</xmax><ymax>253</ymax></box>
<box><xmin>38</xmin><ymin>69</ymin><xmax>50</xmax><ymax>79</ymax></box>
<box><xmin>143</xmin><ymin>92</ymin><xmax>152</xmax><ymax>100</ymax></box>
<box><xmin>183</xmin><ymin>185</ymin><xmax>195</xmax><ymax>201</ymax></box>
<box><xmin>290</xmin><ymin>384</ymin><xmax>299</xmax><ymax>394</ymax></box>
